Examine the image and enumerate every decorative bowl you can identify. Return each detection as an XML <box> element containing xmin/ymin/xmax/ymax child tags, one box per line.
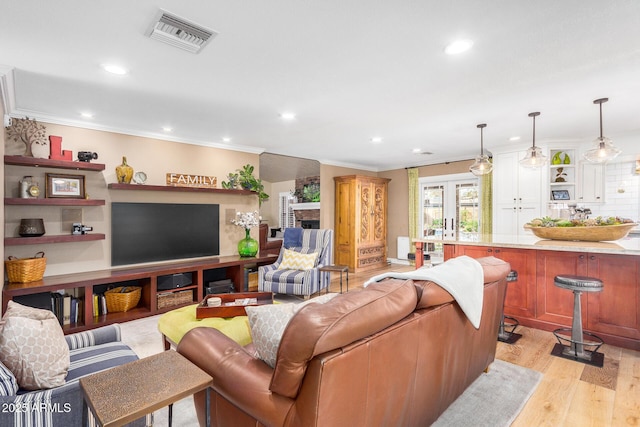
<box><xmin>525</xmin><ymin>223</ymin><xmax>638</xmax><ymax>242</ymax></box>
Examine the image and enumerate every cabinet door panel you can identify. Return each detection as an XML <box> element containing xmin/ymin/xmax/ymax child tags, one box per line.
<box><xmin>455</xmin><ymin>246</ymin><xmax>536</xmax><ymax>319</ymax></box>
<box><xmin>586</xmin><ymin>254</ymin><xmax>640</xmax><ymax>339</ymax></box>
<box><xmin>535</xmin><ymin>250</ymin><xmax>588</xmax><ymax>326</ymax></box>
<box><xmin>494</xmin><ymin>248</ymin><xmax>536</xmax><ymax>319</ymax></box>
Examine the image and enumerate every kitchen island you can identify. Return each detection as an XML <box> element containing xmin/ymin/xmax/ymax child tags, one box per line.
<box><xmin>414</xmin><ymin>234</ymin><xmax>640</xmax><ymax>350</ymax></box>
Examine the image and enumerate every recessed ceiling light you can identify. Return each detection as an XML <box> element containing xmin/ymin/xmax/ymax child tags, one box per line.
<box><xmin>80</xmin><ymin>112</ymin><xmax>94</xmax><ymax>119</ymax></box>
<box><xmin>371</xmin><ymin>137</ymin><xmax>383</xmax><ymax>144</ymax></box>
<box><xmin>101</xmin><ymin>64</ymin><xmax>128</xmax><ymax>75</ymax></box>
<box><xmin>412</xmin><ymin>148</ymin><xmax>422</xmax><ymax>153</ymax></box>
<box><xmin>509</xmin><ymin>136</ymin><xmax>521</xmax><ymax>141</ymax></box>
<box><xmin>222</xmin><ymin>137</ymin><xmax>231</xmax><ymax>143</ymax></box>
<box><xmin>280</xmin><ymin>112</ymin><xmax>296</xmax><ymax>120</ymax></box>
<box><xmin>444</xmin><ymin>39</ymin><xmax>474</xmax><ymax>55</ymax></box>
<box><xmin>162</xmin><ymin>126</ymin><xmax>173</xmax><ymax>132</ymax></box>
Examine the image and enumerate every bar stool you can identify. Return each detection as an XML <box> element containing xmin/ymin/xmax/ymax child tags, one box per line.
<box><xmin>498</xmin><ymin>270</ymin><xmax>522</xmax><ymax>344</ymax></box>
<box><xmin>551</xmin><ymin>274</ymin><xmax>605</xmax><ymax>367</ymax></box>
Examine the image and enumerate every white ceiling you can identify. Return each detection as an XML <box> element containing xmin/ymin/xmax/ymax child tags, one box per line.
<box><xmin>1</xmin><ymin>1</ymin><xmax>640</xmax><ymax>173</ymax></box>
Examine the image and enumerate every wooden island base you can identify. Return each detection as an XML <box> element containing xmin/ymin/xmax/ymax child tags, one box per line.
<box><xmin>415</xmin><ymin>238</ymin><xmax>640</xmax><ymax>351</ymax></box>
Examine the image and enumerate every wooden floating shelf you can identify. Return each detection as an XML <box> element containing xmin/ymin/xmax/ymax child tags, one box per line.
<box><xmin>5</xmin><ymin>198</ymin><xmax>105</xmax><ymax>206</ymax></box>
<box><xmin>108</xmin><ymin>183</ymin><xmax>256</xmax><ymax>195</ymax></box>
<box><xmin>5</xmin><ymin>233</ymin><xmax>106</xmax><ymax>246</ymax></box>
<box><xmin>4</xmin><ymin>155</ymin><xmax>106</xmax><ymax>171</ymax></box>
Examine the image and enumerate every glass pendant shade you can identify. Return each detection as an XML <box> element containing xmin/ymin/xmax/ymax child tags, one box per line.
<box><xmin>519</xmin><ymin>112</ymin><xmax>547</xmax><ymax>168</ymax></box>
<box><xmin>469</xmin><ymin>123</ymin><xmax>493</xmax><ymax>176</ymax></box>
<box><xmin>584</xmin><ymin>98</ymin><xmax>621</xmax><ymax>163</ymax></box>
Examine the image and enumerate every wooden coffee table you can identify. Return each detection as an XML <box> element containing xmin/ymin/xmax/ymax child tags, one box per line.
<box><xmin>80</xmin><ymin>350</ymin><xmax>213</xmax><ymax>427</ymax></box>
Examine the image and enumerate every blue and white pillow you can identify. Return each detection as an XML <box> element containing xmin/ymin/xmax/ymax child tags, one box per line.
<box><xmin>0</xmin><ymin>360</ymin><xmax>18</xmax><ymax>396</ymax></box>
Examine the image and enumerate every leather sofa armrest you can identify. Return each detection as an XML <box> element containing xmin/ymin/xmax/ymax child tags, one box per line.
<box><xmin>177</xmin><ymin>327</ymin><xmax>294</xmax><ymax>426</ymax></box>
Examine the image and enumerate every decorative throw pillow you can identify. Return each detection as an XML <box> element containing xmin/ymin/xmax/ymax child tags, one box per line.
<box><xmin>245</xmin><ymin>304</ymin><xmax>296</xmax><ymax>368</ymax></box>
<box><xmin>246</xmin><ymin>293</ymin><xmax>339</xmax><ymax>368</ymax></box>
<box><xmin>0</xmin><ymin>360</ymin><xmax>18</xmax><ymax>396</ymax></box>
<box><xmin>0</xmin><ymin>301</ymin><xmax>69</xmax><ymax>390</ymax></box>
<box><xmin>277</xmin><ymin>249</ymin><xmax>318</xmax><ymax>271</ymax></box>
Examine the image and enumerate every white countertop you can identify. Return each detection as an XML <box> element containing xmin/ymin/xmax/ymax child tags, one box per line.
<box><xmin>414</xmin><ymin>232</ymin><xmax>640</xmax><ymax>256</ymax></box>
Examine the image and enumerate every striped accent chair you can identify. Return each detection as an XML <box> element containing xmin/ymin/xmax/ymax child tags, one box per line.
<box><xmin>0</xmin><ymin>324</ymin><xmax>147</xmax><ymax>427</ymax></box>
<box><xmin>258</xmin><ymin>228</ymin><xmax>334</xmax><ymax>297</ymax></box>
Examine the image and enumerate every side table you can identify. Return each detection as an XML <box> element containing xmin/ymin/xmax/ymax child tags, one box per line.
<box><xmin>80</xmin><ymin>350</ymin><xmax>213</xmax><ymax>427</ymax></box>
<box><xmin>319</xmin><ymin>265</ymin><xmax>349</xmax><ymax>293</ymax></box>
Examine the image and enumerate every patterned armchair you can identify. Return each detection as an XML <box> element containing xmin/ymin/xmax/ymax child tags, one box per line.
<box><xmin>258</xmin><ymin>228</ymin><xmax>334</xmax><ymax>297</ymax></box>
<box><xmin>0</xmin><ymin>324</ymin><xmax>146</xmax><ymax>427</ymax></box>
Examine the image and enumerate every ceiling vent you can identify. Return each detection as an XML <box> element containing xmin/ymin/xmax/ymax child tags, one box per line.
<box><xmin>146</xmin><ymin>9</ymin><xmax>217</xmax><ymax>54</ymax></box>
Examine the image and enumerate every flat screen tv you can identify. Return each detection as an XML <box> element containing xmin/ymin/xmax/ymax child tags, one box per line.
<box><xmin>111</xmin><ymin>202</ymin><xmax>219</xmax><ymax>266</ymax></box>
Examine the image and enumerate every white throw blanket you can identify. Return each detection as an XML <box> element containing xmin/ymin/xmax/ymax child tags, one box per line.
<box><xmin>364</xmin><ymin>256</ymin><xmax>484</xmax><ymax>328</ymax></box>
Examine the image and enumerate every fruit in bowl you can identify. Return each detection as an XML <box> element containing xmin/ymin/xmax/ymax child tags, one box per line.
<box><xmin>525</xmin><ymin>216</ymin><xmax>638</xmax><ymax>241</ymax></box>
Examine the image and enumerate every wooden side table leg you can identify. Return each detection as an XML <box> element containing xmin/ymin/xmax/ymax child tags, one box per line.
<box><xmin>169</xmin><ymin>403</ymin><xmax>173</xmax><ymax>427</ymax></box>
<box><xmin>206</xmin><ymin>387</ymin><xmax>211</xmax><ymax>427</ymax></box>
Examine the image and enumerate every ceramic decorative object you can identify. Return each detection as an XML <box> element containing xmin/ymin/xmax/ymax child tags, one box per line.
<box><xmin>115</xmin><ymin>156</ymin><xmax>134</xmax><ymax>184</ymax></box>
<box><xmin>19</xmin><ymin>218</ymin><xmax>45</xmax><ymax>237</ymax></box>
<box><xmin>133</xmin><ymin>171</ymin><xmax>147</xmax><ymax>184</ymax></box>
<box><xmin>551</xmin><ymin>152</ymin><xmax>563</xmax><ymax>165</ymax></box>
<box><xmin>237</xmin><ymin>229</ymin><xmax>259</xmax><ymax>257</ymax></box>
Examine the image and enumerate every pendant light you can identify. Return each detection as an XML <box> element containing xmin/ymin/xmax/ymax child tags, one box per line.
<box><xmin>584</xmin><ymin>98</ymin><xmax>621</xmax><ymax>163</ymax></box>
<box><xmin>469</xmin><ymin>123</ymin><xmax>493</xmax><ymax>176</ymax></box>
<box><xmin>519</xmin><ymin>112</ymin><xmax>547</xmax><ymax>168</ymax></box>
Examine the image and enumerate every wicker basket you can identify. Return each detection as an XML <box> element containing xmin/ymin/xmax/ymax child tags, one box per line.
<box><xmin>157</xmin><ymin>290</ymin><xmax>193</xmax><ymax>310</ymax></box>
<box><xmin>5</xmin><ymin>252</ymin><xmax>46</xmax><ymax>283</ymax></box>
<box><xmin>105</xmin><ymin>286</ymin><xmax>141</xmax><ymax>312</ymax></box>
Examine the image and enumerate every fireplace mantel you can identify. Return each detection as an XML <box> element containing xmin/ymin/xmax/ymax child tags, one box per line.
<box><xmin>290</xmin><ymin>202</ymin><xmax>320</xmax><ymax>211</ymax></box>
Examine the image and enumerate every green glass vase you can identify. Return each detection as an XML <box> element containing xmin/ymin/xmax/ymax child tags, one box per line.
<box><xmin>238</xmin><ymin>229</ymin><xmax>258</xmax><ymax>257</ymax></box>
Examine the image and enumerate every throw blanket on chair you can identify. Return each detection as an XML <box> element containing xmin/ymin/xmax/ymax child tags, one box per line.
<box><xmin>364</xmin><ymin>255</ymin><xmax>484</xmax><ymax>328</ymax></box>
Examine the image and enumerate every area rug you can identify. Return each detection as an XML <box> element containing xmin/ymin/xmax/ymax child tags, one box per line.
<box><xmin>432</xmin><ymin>359</ymin><xmax>542</xmax><ymax>427</ymax></box>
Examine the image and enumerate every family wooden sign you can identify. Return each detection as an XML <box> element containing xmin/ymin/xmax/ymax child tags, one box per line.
<box><xmin>166</xmin><ymin>173</ymin><xmax>217</xmax><ymax>188</ymax></box>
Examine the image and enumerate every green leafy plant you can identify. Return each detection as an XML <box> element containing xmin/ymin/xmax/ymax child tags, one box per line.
<box><xmin>221</xmin><ymin>172</ymin><xmax>239</xmax><ymax>189</ymax></box>
<box><xmin>302</xmin><ymin>183</ymin><xmax>321</xmax><ymax>202</ymax></box>
<box><xmin>236</xmin><ymin>164</ymin><xmax>269</xmax><ymax>205</ymax></box>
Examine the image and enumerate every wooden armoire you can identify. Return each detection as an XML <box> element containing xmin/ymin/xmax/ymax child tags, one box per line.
<box><xmin>334</xmin><ymin>175</ymin><xmax>390</xmax><ymax>272</ymax></box>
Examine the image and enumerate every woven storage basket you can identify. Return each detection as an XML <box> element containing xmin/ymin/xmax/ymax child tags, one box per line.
<box><xmin>5</xmin><ymin>251</ymin><xmax>46</xmax><ymax>283</ymax></box>
<box><xmin>105</xmin><ymin>286</ymin><xmax>141</xmax><ymax>312</ymax></box>
<box><xmin>157</xmin><ymin>290</ymin><xmax>193</xmax><ymax>310</ymax></box>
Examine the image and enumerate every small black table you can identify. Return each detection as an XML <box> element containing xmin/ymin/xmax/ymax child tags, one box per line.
<box><xmin>319</xmin><ymin>265</ymin><xmax>349</xmax><ymax>293</ymax></box>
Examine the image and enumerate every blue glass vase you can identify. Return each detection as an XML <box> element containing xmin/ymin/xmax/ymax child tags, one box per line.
<box><xmin>238</xmin><ymin>229</ymin><xmax>258</xmax><ymax>257</ymax></box>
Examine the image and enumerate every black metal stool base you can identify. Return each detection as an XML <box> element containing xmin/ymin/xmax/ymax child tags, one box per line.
<box><xmin>498</xmin><ymin>315</ymin><xmax>522</xmax><ymax>344</ymax></box>
<box><xmin>551</xmin><ymin>328</ymin><xmax>605</xmax><ymax>367</ymax></box>
<box><xmin>551</xmin><ymin>343</ymin><xmax>604</xmax><ymax>367</ymax></box>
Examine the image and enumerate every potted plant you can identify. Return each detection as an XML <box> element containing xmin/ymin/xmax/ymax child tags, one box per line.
<box><xmin>236</xmin><ymin>164</ymin><xmax>269</xmax><ymax>205</ymax></box>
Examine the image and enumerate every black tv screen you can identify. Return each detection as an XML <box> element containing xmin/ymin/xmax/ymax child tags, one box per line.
<box><xmin>111</xmin><ymin>202</ymin><xmax>219</xmax><ymax>266</ymax></box>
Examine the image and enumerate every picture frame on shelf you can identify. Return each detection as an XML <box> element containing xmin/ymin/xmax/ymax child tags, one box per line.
<box><xmin>46</xmin><ymin>173</ymin><xmax>86</xmax><ymax>199</ymax></box>
<box><xmin>551</xmin><ymin>189</ymin><xmax>570</xmax><ymax>201</ymax></box>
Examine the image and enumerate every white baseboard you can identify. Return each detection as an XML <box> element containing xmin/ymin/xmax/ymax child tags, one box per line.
<box><xmin>387</xmin><ymin>258</ymin><xmax>410</xmax><ymax>266</ymax></box>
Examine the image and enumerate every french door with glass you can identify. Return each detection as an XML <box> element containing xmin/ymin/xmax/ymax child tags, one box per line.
<box><xmin>419</xmin><ymin>174</ymin><xmax>480</xmax><ymax>259</ymax></box>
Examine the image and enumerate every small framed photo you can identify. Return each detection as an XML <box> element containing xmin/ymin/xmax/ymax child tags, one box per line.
<box><xmin>551</xmin><ymin>189</ymin><xmax>570</xmax><ymax>201</ymax></box>
<box><xmin>46</xmin><ymin>173</ymin><xmax>86</xmax><ymax>199</ymax></box>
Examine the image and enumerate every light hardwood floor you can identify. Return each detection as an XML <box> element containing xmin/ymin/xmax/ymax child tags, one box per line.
<box><xmin>330</xmin><ymin>262</ymin><xmax>640</xmax><ymax>427</ymax></box>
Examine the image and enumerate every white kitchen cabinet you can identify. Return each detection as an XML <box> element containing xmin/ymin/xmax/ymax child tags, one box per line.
<box><xmin>577</xmin><ymin>161</ymin><xmax>604</xmax><ymax>203</ymax></box>
<box><xmin>493</xmin><ymin>150</ymin><xmax>544</xmax><ymax>235</ymax></box>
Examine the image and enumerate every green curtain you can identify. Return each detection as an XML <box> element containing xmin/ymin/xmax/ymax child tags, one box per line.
<box><xmin>407</xmin><ymin>168</ymin><xmax>420</xmax><ymax>255</ymax></box>
<box><xmin>480</xmin><ymin>160</ymin><xmax>493</xmax><ymax>239</ymax></box>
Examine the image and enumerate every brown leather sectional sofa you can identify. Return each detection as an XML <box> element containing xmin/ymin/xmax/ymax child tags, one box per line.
<box><xmin>178</xmin><ymin>256</ymin><xmax>510</xmax><ymax>426</ymax></box>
